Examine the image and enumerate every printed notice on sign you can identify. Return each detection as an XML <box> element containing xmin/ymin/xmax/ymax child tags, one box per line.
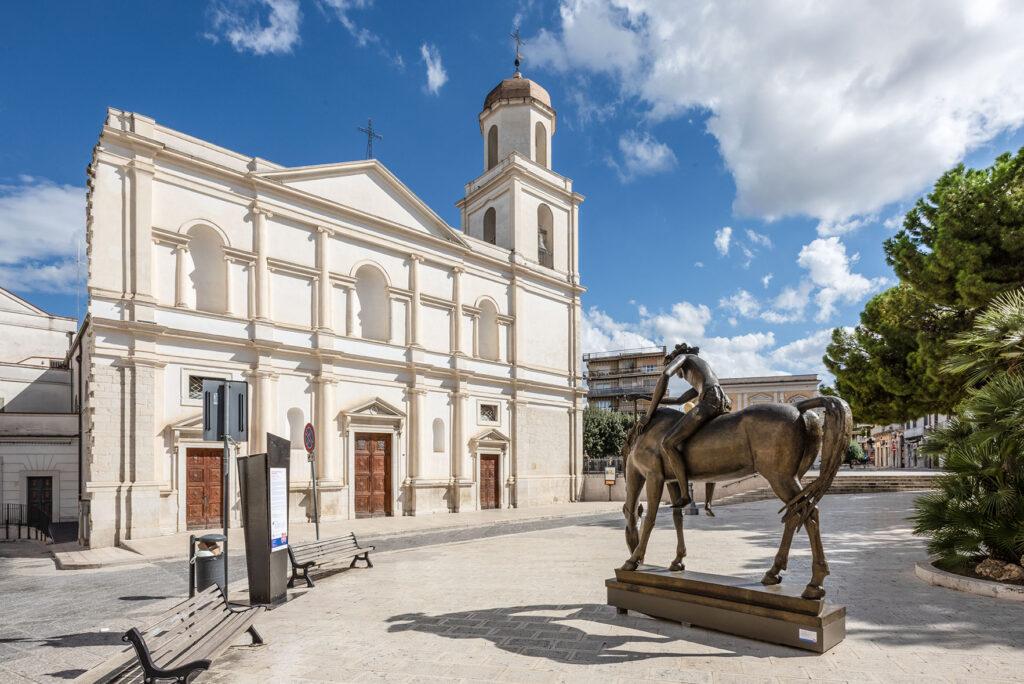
<box><xmin>269</xmin><ymin>467</ymin><xmax>288</xmax><ymax>551</ymax></box>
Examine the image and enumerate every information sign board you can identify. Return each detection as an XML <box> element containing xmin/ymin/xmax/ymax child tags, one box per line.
<box><xmin>269</xmin><ymin>467</ymin><xmax>288</xmax><ymax>551</ymax></box>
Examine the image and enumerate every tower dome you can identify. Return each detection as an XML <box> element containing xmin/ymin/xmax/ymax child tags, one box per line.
<box><xmin>482</xmin><ymin>75</ymin><xmax>553</xmax><ymax>113</ymax></box>
<box><xmin>479</xmin><ymin>72</ymin><xmax>556</xmax><ymax>172</ymax></box>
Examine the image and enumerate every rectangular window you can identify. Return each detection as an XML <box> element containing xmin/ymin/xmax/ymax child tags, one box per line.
<box><xmin>188</xmin><ymin>375</ymin><xmax>218</xmax><ymax>400</ymax></box>
<box><xmin>479</xmin><ymin>403</ymin><xmax>498</xmax><ymax>424</ymax></box>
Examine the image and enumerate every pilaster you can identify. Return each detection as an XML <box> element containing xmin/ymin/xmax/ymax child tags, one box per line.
<box><xmin>252</xmin><ymin>204</ymin><xmax>272</xmax><ymax>321</ymax></box>
<box><xmin>408</xmin><ymin>254</ymin><xmax>423</xmax><ymax>347</ymax></box>
<box><xmin>451</xmin><ymin>266</ymin><xmax>464</xmax><ymax>355</ymax></box>
<box><xmin>317</xmin><ymin>227</ymin><xmax>333</xmax><ymax>332</ymax></box>
<box><xmin>174</xmin><ymin>244</ymin><xmax>189</xmax><ymax>308</ymax></box>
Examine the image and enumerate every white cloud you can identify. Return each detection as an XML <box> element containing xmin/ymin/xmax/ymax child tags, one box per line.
<box><xmin>714</xmin><ymin>226</ymin><xmax>732</xmax><ymax>256</ymax></box>
<box><xmin>319</xmin><ymin>0</ymin><xmax>378</xmax><ymax>47</ymax></box>
<box><xmin>582</xmin><ymin>301</ymin><xmax>833</xmax><ymax>379</ymax></box>
<box><xmin>816</xmin><ymin>216</ymin><xmax>872</xmax><ymax>237</ymax></box>
<box><xmin>207</xmin><ymin>0</ymin><xmax>301</xmax><ymax>55</ymax></box>
<box><xmin>419</xmin><ymin>43</ymin><xmax>448</xmax><ymax>95</ymax></box>
<box><xmin>745</xmin><ymin>229</ymin><xmax>772</xmax><ymax>248</ymax></box>
<box><xmin>761</xmin><ymin>273</ymin><xmax>773</xmax><ymax>288</ymax></box>
<box><xmin>719</xmin><ymin>289</ymin><xmax>759</xmax><ymax>318</ymax></box>
<box><xmin>609</xmin><ymin>131</ymin><xmax>677</xmax><ymax>181</ymax></box>
<box><xmin>530</xmin><ymin>0</ymin><xmax>1024</xmax><ymax>225</ymax></box>
<box><xmin>883</xmin><ymin>214</ymin><xmax>903</xmax><ymax>231</ymax></box>
<box><xmin>797</xmin><ymin>237</ymin><xmax>888</xmax><ymax>321</ymax></box>
<box><xmin>693</xmin><ymin>261</ymin><xmax>704</xmax><ymax>269</ymax></box>
<box><xmin>0</xmin><ymin>177</ymin><xmax>85</xmax><ymax>294</ymax></box>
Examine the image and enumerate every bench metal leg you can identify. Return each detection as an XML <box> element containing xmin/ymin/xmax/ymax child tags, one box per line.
<box><xmin>289</xmin><ymin>564</ymin><xmax>315</xmax><ymax>588</ymax></box>
<box><xmin>350</xmin><ymin>552</ymin><xmax>373</xmax><ymax>569</ymax></box>
<box><xmin>247</xmin><ymin>624</ymin><xmax>264</xmax><ymax>645</ymax></box>
<box><xmin>122</xmin><ymin>627</ymin><xmax>211</xmax><ymax>683</ymax></box>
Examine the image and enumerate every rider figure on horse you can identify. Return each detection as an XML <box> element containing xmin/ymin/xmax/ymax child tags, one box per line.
<box><xmin>637</xmin><ymin>342</ymin><xmax>731</xmax><ymax>508</ymax></box>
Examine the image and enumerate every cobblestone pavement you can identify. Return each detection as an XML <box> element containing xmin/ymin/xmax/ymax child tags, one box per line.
<box><xmin>205</xmin><ymin>491</ymin><xmax>1022</xmax><ymax>683</ymax></box>
<box><xmin>0</xmin><ymin>510</ymin><xmax>622</xmax><ymax>682</ymax></box>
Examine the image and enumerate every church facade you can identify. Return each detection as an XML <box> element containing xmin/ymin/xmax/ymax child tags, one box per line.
<box><xmin>80</xmin><ymin>74</ymin><xmax>585</xmax><ymax>547</ymax></box>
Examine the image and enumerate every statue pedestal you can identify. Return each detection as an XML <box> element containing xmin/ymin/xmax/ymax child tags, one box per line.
<box><xmin>607</xmin><ymin>566</ymin><xmax>845</xmax><ymax>653</ymax></box>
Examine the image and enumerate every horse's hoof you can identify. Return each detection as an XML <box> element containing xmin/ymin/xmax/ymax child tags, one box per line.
<box><xmin>761</xmin><ymin>571</ymin><xmax>782</xmax><ymax>586</ymax></box>
<box><xmin>620</xmin><ymin>559</ymin><xmax>640</xmax><ymax>571</ymax></box>
<box><xmin>801</xmin><ymin>584</ymin><xmax>825</xmax><ymax>600</ymax></box>
<box><xmin>669</xmin><ymin>561</ymin><xmax>685</xmax><ymax>572</ymax></box>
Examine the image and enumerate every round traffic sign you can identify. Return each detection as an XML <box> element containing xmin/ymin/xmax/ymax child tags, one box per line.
<box><xmin>303</xmin><ymin>422</ymin><xmax>315</xmax><ymax>453</ymax></box>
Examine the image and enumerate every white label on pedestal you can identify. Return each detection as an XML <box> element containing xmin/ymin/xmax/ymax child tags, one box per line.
<box><xmin>269</xmin><ymin>467</ymin><xmax>288</xmax><ymax>551</ymax></box>
<box><xmin>798</xmin><ymin>628</ymin><xmax>818</xmax><ymax>643</ymax></box>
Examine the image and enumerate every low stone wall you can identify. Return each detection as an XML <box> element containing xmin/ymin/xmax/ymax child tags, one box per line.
<box><xmin>915</xmin><ymin>560</ymin><xmax>1024</xmax><ymax>602</ymax></box>
<box><xmin>580</xmin><ymin>473</ymin><xmax>768</xmax><ymax>504</ymax></box>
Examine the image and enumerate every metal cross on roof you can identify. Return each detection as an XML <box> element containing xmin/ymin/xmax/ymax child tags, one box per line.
<box><xmin>510</xmin><ymin>26</ymin><xmax>525</xmax><ymax>77</ymax></box>
<box><xmin>357</xmin><ymin>118</ymin><xmax>383</xmax><ymax>159</ymax></box>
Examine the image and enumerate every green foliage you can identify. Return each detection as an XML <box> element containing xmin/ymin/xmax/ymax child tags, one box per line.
<box><xmin>583</xmin><ymin>407</ymin><xmax>634</xmax><ymax>458</ymax></box>
<box><xmin>824</xmin><ymin>285</ymin><xmax>965</xmax><ymax>423</ymax></box>
<box><xmin>826</xmin><ymin>148</ymin><xmax>1024</xmax><ymax>423</ymax></box>
<box><xmin>912</xmin><ymin>291</ymin><xmax>1024</xmax><ymax>569</ymax></box>
<box><xmin>844</xmin><ymin>441</ymin><xmax>866</xmax><ymax>465</ymax></box>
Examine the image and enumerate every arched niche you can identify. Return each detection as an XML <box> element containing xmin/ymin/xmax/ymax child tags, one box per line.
<box><xmin>478</xmin><ymin>299</ymin><xmax>499</xmax><ymax>361</ymax></box>
<box><xmin>354</xmin><ymin>263</ymin><xmax>389</xmax><ymax>342</ymax></box>
<box><xmin>483</xmin><ymin>207</ymin><xmax>497</xmax><ymax>245</ymax></box>
<box><xmin>432</xmin><ymin>418</ymin><xmax>445</xmax><ymax>453</ymax></box>
<box><xmin>487</xmin><ymin>125</ymin><xmax>499</xmax><ymax>170</ymax></box>
<box><xmin>186</xmin><ymin>224</ymin><xmax>227</xmax><ymax>313</ymax></box>
<box><xmin>535</xmin><ymin>122</ymin><xmax>548</xmax><ymax>167</ymax></box>
<box><xmin>537</xmin><ymin>204</ymin><xmax>553</xmax><ymax>268</ymax></box>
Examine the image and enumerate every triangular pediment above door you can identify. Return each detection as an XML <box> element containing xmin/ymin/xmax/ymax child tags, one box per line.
<box><xmin>470</xmin><ymin>428</ymin><xmax>510</xmax><ymax>448</ymax></box>
<box><xmin>342</xmin><ymin>397</ymin><xmax>406</xmax><ymax>419</ymax></box>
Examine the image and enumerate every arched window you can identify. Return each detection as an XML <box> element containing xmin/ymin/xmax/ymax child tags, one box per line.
<box><xmin>478</xmin><ymin>299</ymin><xmax>499</xmax><ymax>361</ymax></box>
<box><xmin>788</xmin><ymin>395</ymin><xmax>808</xmax><ymax>403</ymax></box>
<box><xmin>487</xmin><ymin>125</ymin><xmax>499</xmax><ymax>170</ymax></box>
<box><xmin>535</xmin><ymin>122</ymin><xmax>548</xmax><ymax>167</ymax></box>
<box><xmin>483</xmin><ymin>207</ymin><xmax>497</xmax><ymax>245</ymax></box>
<box><xmin>287</xmin><ymin>407</ymin><xmax>305</xmax><ymax>447</ymax></box>
<box><xmin>432</xmin><ymin>418</ymin><xmax>445</xmax><ymax>453</ymax></box>
<box><xmin>354</xmin><ymin>264</ymin><xmax>389</xmax><ymax>342</ymax></box>
<box><xmin>537</xmin><ymin>204</ymin><xmax>553</xmax><ymax>268</ymax></box>
<box><xmin>748</xmin><ymin>393</ymin><xmax>772</xmax><ymax>405</ymax></box>
<box><xmin>187</xmin><ymin>224</ymin><xmax>227</xmax><ymax>313</ymax></box>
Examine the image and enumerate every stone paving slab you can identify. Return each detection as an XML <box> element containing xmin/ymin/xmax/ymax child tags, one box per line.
<box><xmin>202</xmin><ymin>491</ymin><xmax>1024</xmax><ymax>682</ymax></box>
<box><xmin>52</xmin><ymin>502</ymin><xmax>623</xmax><ymax>569</ymax></box>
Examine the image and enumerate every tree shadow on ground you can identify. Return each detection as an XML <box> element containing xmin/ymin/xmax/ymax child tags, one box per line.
<box><xmin>45</xmin><ymin>669</ymin><xmax>87</xmax><ymax>680</ymax></box>
<box><xmin>386</xmin><ymin>603</ymin><xmax>804</xmax><ymax>663</ymax></box>
<box><xmin>0</xmin><ymin>631</ymin><xmax>125</xmax><ymax>648</ymax></box>
<box><xmin>581</xmin><ymin>492</ymin><xmax>1024</xmax><ymax>651</ymax></box>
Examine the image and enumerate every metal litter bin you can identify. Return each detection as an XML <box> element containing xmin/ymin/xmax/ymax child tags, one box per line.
<box><xmin>189</xmin><ymin>533</ymin><xmax>226</xmax><ymax>596</ymax></box>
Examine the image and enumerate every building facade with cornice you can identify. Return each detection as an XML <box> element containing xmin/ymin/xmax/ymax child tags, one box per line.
<box><xmin>79</xmin><ymin>71</ymin><xmax>585</xmax><ymax>547</ymax></box>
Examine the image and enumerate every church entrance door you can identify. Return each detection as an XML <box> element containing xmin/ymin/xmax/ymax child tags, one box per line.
<box><xmin>479</xmin><ymin>454</ymin><xmax>500</xmax><ymax>510</ymax></box>
<box><xmin>354</xmin><ymin>433</ymin><xmax>391</xmax><ymax>518</ymax></box>
<box><xmin>186</xmin><ymin>448</ymin><xmax>223</xmax><ymax>529</ymax></box>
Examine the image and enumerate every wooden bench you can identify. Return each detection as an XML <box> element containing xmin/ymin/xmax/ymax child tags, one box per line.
<box><xmin>287</xmin><ymin>532</ymin><xmax>374</xmax><ymax>588</ymax></box>
<box><xmin>76</xmin><ymin>585</ymin><xmax>263</xmax><ymax>683</ymax></box>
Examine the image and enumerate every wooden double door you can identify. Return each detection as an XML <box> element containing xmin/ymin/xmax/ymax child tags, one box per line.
<box><xmin>26</xmin><ymin>476</ymin><xmax>53</xmax><ymax>527</ymax></box>
<box><xmin>186</xmin><ymin>448</ymin><xmax>223</xmax><ymax>529</ymax></box>
<box><xmin>479</xmin><ymin>454</ymin><xmax>500</xmax><ymax>510</ymax></box>
<box><xmin>354</xmin><ymin>433</ymin><xmax>392</xmax><ymax>518</ymax></box>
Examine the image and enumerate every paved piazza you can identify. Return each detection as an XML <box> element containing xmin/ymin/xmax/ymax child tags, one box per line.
<box><xmin>3</xmin><ymin>492</ymin><xmax>1022</xmax><ymax>682</ymax></box>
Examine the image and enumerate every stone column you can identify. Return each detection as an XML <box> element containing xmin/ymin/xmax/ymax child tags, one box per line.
<box><xmin>407</xmin><ymin>387</ymin><xmax>424</xmax><ymax>480</ymax></box>
<box><xmin>451</xmin><ymin>267</ymin><xmax>464</xmax><ymax>355</ymax></box>
<box><xmin>345</xmin><ymin>286</ymin><xmax>355</xmax><ymax>336</ymax></box>
<box><xmin>451</xmin><ymin>389</ymin><xmax>466</xmax><ymax>480</ymax></box>
<box><xmin>409</xmin><ymin>255</ymin><xmax>422</xmax><ymax>347</ymax></box>
<box><xmin>252</xmin><ymin>205</ymin><xmax>272</xmax><ymax>321</ymax></box>
<box><xmin>317</xmin><ymin>227</ymin><xmax>333</xmax><ymax>331</ymax></box>
<box><xmin>314</xmin><ymin>375</ymin><xmax>338</xmax><ymax>481</ymax></box>
<box><xmin>129</xmin><ymin>159</ymin><xmax>154</xmax><ymax>304</ymax></box>
<box><xmin>174</xmin><ymin>245</ymin><xmax>189</xmax><ymax>307</ymax></box>
<box><xmin>224</xmin><ymin>256</ymin><xmax>234</xmax><ymax>315</ymax></box>
<box><xmin>470</xmin><ymin>314</ymin><xmax>479</xmax><ymax>358</ymax></box>
<box><xmin>249</xmin><ymin>369</ymin><xmax>276</xmax><ymax>453</ymax></box>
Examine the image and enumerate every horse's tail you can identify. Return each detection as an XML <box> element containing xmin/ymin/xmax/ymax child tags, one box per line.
<box><xmin>782</xmin><ymin>396</ymin><xmax>853</xmax><ymax>526</ymax></box>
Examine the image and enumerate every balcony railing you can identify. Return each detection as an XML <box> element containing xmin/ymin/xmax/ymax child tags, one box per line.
<box><xmin>587</xmin><ymin>385</ymin><xmax>656</xmax><ymax>398</ymax></box>
<box><xmin>583</xmin><ymin>346</ymin><xmax>666</xmax><ymax>362</ymax></box>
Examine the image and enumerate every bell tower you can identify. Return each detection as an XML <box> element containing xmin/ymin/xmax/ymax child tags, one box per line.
<box><xmin>458</xmin><ymin>58</ymin><xmax>577</xmax><ymax>280</ymax></box>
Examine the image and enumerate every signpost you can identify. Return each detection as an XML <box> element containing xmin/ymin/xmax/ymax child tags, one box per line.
<box><xmin>202</xmin><ymin>379</ymin><xmax>248</xmax><ymax>601</ymax></box>
<box><xmin>304</xmin><ymin>422</ymin><xmax>320</xmax><ymax>540</ymax></box>
<box><xmin>605</xmin><ymin>466</ymin><xmax>616</xmax><ymax>501</ymax></box>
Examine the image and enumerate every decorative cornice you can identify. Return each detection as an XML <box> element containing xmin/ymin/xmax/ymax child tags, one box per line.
<box><xmin>266</xmin><ymin>257</ymin><xmax>319</xmax><ymax>279</ymax></box>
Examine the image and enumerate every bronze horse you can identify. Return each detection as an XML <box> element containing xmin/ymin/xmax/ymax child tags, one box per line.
<box><xmin>620</xmin><ymin>396</ymin><xmax>852</xmax><ymax>600</ymax></box>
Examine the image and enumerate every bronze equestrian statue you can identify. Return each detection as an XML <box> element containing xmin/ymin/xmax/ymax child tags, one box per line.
<box><xmin>620</xmin><ymin>344</ymin><xmax>852</xmax><ymax>600</ymax></box>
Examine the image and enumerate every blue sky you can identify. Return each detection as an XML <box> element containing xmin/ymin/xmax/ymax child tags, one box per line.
<box><xmin>3</xmin><ymin>1</ymin><xmax>1023</xmax><ymax>379</ymax></box>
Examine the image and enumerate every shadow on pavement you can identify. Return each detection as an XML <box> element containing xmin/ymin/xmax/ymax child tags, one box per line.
<box><xmin>386</xmin><ymin>603</ymin><xmax>801</xmax><ymax>663</ymax></box>
<box><xmin>45</xmin><ymin>669</ymin><xmax>87</xmax><ymax>680</ymax></box>
<box><xmin>0</xmin><ymin>631</ymin><xmax>125</xmax><ymax>648</ymax></box>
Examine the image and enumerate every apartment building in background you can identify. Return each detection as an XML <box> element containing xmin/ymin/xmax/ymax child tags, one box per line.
<box><xmin>584</xmin><ymin>346</ymin><xmax>666</xmax><ymax>415</ymax></box>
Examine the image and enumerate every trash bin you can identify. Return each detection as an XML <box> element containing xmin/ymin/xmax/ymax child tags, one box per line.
<box><xmin>189</xmin><ymin>533</ymin><xmax>226</xmax><ymax>596</ymax></box>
